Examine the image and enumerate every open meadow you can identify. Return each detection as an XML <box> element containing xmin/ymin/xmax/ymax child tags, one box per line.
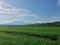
<box><xmin>0</xmin><ymin>27</ymin><xmax>60</xmax><ymax>45</ymax></box>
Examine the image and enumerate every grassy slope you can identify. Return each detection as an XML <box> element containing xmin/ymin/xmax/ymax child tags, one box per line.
<box><xmin>0</xmin><ymin>27</ymin><xmax>60</xmax><ymax>45</ymax></box>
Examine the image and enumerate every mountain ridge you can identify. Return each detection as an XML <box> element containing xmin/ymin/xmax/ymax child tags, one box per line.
<box><xmin>0</xmin><ymin>21</ymin><xmax>60</xmax><ymax>27</ymax></box>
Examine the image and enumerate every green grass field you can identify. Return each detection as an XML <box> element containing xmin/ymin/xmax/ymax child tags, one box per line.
<box><xmin>0</xmin><ymin>27</ymin><xmax>60</xmax><ymax>45</ymax></box>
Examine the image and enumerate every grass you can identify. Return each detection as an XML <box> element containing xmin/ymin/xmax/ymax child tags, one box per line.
<box><xmin>0</xmin><ymin>27</ymin><xmax>60</xmax><ymax>45</ymax></box>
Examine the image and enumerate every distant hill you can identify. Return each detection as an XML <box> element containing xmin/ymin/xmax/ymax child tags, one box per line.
<box><xmin>26</xmin><ymin>21</ymin><xmax>60</xmax><ymax>27</ymax></box>
<box><xmin>0</xmin><ymin>21</ymin><xmax>60</xmax><ymax>27</ymax></box>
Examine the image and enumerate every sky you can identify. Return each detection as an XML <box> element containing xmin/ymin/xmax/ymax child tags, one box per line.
<box><xmin>0</xmin><ymin>0</ymin><xmax>60</xmax><ymax>24</ymax></box>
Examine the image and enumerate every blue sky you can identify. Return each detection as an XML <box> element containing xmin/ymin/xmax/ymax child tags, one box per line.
<box><xmin>0</xmin><ymin>0</ymin><xmax>60</xmax><ymax>24</ymax></box>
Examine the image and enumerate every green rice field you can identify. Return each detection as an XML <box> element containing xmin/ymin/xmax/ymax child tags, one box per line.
<box><xmin>0</xmin><ymin>27</ymin><xmax>60</xmax><ymax>45</ymax></box>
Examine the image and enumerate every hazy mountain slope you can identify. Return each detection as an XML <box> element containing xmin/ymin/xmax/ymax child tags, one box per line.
<box><xmin>26</xmin><ymin>21</ymin><xmax>60</xmax><ymax>27</ymax></box>
<box><xmin>0</xmin><ymin>21</ymin><xmax>60</xmax><ymax>27</ymax></box>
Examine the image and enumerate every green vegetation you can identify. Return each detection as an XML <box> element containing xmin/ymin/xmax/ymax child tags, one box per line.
<box><xmin>0</xmin><ymin>27</ymin><xmax>60</xmax><ymax>45</ymax></box>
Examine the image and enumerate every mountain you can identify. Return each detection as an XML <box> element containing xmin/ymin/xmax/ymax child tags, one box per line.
<box><xmin>0</xmin><ymin>21</ymin><xmax>27</xmax><ymax>26</ymax></box>
<box><xmin>0</xmin><ymin>21</ymin><xmax>60</xmax><ymax>27</ymax></box>
<box><xmin>26</xmin><ymin>21</ymin><xmax>60</xmax><ymax>27</ymax></box>
<box><xmin>5</xmin><ymin>21</ymin><xmax>27</xmax><ymax>25</ymax></box>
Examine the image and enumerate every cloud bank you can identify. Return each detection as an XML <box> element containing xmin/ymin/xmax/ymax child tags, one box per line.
<box><xmin>57</xmin><ymin>0</ymin><xmax>60</xmax><ymax>6</ymax></box>
<box><xmin>0</xmin><ymin>1</ymin><xmax>38</xmax><ymax>24</ymax></box>
<box><xmin>0</xmin><ymin>0</ymin><xmax>60</xmax><ymax>24</ymax></box>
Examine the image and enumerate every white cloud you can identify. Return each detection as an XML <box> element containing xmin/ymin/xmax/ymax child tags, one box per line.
<box><xmin>57</xmin><ymin>0</ymin><xmax>60</xmax><ymax>6</ymax></box>
<box><xmin>0</xmin><ymin>0</ymin><xmax>38</xmax><ymax>24</ymax></box>
<box><xmin>50</xmin><ymin>15</ymin><xmax>60</xmax><ymax>22</ymax></box>
<box><xmin>0</xmin><ymin>19</ymin><xmax>16</xmax><ymax>24</ymax></box>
